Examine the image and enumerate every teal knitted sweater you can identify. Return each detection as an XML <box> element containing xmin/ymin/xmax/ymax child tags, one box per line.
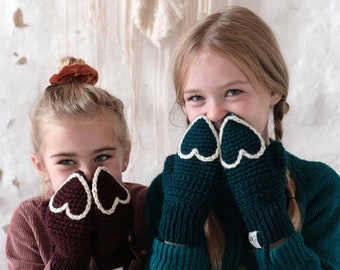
<box><xmin>146</xmin><ymin>152</ymin><xmax>340</xmax><ymax>269</ymax></box>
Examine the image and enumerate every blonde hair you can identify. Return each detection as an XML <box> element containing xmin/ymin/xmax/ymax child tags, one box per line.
<box><xmin>173</xmin><ymin>6</ymin><xmax>300</xmax><ymax>269</ymax></box>
<box><xmin>31</xmin><ymin>56</ymin><xmax>130</xmax><ymax>197</ymax></box>
<box><xmin>58</xmin><ymin>56</ymin><xmax>86</xmax><ymax>70</ymax></box>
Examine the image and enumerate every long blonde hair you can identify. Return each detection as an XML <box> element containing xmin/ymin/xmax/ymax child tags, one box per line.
<box><xmin>30</xmin><ymin>57</ymin><xmax>130</xmax><ymax>198</ymax></box>
<box><xmin>173</xmin><ymin>6</ymin><xmax>301</xmax><ymax>269</ymax></box>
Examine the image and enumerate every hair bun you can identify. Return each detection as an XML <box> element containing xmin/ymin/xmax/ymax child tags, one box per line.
<box><xmin>49</xmin><ymin>63</ymin><xmax>98</xmax><ymax>85</ymax></box>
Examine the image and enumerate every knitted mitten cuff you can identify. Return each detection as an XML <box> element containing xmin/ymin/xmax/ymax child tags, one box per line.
<box><xmin>160</xmin><ymin>116</ymin><xmax>223</xmax><ymax>246</ymax></box>
<box><xmin>160</xmin><ymin>177</ymin><xmax>213</xmax><ymax>246</ymax></box>
<box><xmin>257</xmin><ymin>232</ymin><xmax>320</xmax><ymax>267</ymax></box>
<box><xmin>40</xmin><ymin>172</ymin><xmax>93</xmax><ymax>269</ymax></box>
<box><xmin>245</xmin><ymin>200</ymin><xmax>294</xmax><ymax>248</ymax></box>
<box><xmin>220</xmin><ymin>114</ymin><xmax>294</xmax><ymax>247</ymax></box>
<box><xmin>50</xmin><ymin>253</ymin><xmax>90</xmax><ymax>270</ymax></box>
<box><xmin>150</xmin><ymin>238</ymin><xmax>210</xmax><ymax>269</ymax></box>
<box><xmin>94</xmin><ymin>243</ymin><xmax>133</xmax><ymax>270</ymax></box>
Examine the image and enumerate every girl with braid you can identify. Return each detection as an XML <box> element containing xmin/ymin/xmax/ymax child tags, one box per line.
<box><xmin>6</xmin><ymin>57</ymin><xmax>147</xmax><ymax>269</ymax></box>
<box><xmin>147</xmin><ymin>6</ymin><xmax>340</xmax><ymax>269</ymax></box>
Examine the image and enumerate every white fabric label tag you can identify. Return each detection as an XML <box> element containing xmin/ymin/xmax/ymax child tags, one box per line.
<box><xmin>248</xmin><ymin>231</ymin><xmax>262</xmax><ymax>249</ymax></box>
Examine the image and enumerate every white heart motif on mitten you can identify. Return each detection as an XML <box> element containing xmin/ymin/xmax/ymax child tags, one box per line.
<box><xmin>219</xmin><ymin>114</ymin><xmax>266</xmax><ymax>169</ymax></box>
<box><xmin>92</xmin><ymin>166</ymin><xmax>130</xmax><ymax>215</ymax></box>
<box><xmin>178</xmin><ymin>116</ymin><xmax>220</xmax><ymax>162</ymax></box>
<box><xmin>49</xmin><ymin>172</ymin><xmax>92</xmax><ymax>220</ymax></box>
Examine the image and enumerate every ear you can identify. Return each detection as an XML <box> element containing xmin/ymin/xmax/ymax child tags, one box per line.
<box><xmin>270</xmin><ymin>91</ymin><xmax>283</xmax><ymax>106</ymax></box>
<box><xmin>31</xmin><ymin>154</ymin><xmax>50</xmax><ymax>183</ymax></box>
<box><xmin>122</xmin><ymin>144</ymin><xmax>131</xmax><ymax>172</ymax></box>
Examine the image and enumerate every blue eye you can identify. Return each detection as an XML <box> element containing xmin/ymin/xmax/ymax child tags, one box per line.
<box><xmin>189</xmin><ymin>95</ymin><xmax>204</xmax><ymax>101</ymax></box>
<box><xmin>58</xmin><ymin>159</ymin><xmax>75</xmax><ymax>166</ymax></box>
<box><xmin>95</xmin><ymin>154</ymin><xmax>111</xmax><ymax>162</ymax></box>
<box><xmin>226</xmin><ymin>89</ymin><xmax>242</xmax><ymax>96</ymax></box>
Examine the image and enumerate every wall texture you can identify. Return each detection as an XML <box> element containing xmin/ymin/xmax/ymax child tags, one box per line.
<box><xmin>0</xmin><ymin>0</ymin><xmax>339</xmax><ymax>267</ymax></box>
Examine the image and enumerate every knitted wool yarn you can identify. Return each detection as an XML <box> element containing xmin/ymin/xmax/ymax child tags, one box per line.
<box><xmin>220</xmin><ymin>114</ymin><xmax>294</xmax><ymax>248</ymax></box>
<box><xmin>40</xmin><ymin>172</ymin><xmax>93</xmax><ymax>269</ymax></box>
<box><xmin>92</xmin><ymin>166</ymin><xmax>134</xmax><ymax>269</ymax></box>
<box><xmin>159</xmin><ymin>116</ymin><xmax>224</xmax><ymax>246</ymax></box>
<box><xmin>131</xmin><ymin>0</ymin><xmax>184</xmax><ymax>47</ymax></box>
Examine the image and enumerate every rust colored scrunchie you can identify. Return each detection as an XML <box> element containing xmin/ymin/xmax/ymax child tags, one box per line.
<box><xmin>49</xmin><ymin>64</ymin><xmax>98</xmax><ymax>85</ymax></box>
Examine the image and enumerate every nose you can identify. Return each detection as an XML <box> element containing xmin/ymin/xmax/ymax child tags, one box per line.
<box><xmin>206</xmin><ymin>103</ymin><xmax>227</xmax><ymax>131</ymax></box>
<box><xmin>79</xmin><ymin>164</ymin><xmax>97</xmax><ymax>181</ymax></box>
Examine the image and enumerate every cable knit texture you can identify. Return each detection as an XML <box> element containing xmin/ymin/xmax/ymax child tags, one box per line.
<box><xmin>220</xmin><ymin>114</ymin><xmax>294</xmax><ymax>247</ymax></box>
<box><xmin>40</xmin><ymin>172</ymin><xmax>93</xmax><ymax>269</ymax></box>
<box><xmin>159</xmin><ymin>116</ymin><xmax>224</xmax><ymax>247</ymax></box>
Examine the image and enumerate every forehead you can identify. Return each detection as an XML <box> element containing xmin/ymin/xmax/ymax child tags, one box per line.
<box><xmin>41</xmin><ymin>116</ymin><xmax>120</xmax><ymax>152</ymax></box>
<box><xmin>47</xmin><ymin>113</ymin><xmax>115</xmax><ymax>131</ymax></box>
<box><xmin>184</xmin><ymin>52</ymin><xmax>248</xmax><ymax>87</ymax></box>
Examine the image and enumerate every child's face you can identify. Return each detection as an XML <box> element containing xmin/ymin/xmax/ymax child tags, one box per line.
<box><xmin>32</xmin><ymin>116</ymin><xmax>130</xmax><ymax>192</ymax></box>
<box><xmin>182</xmin><ymin>51</ymin><xmax>281</xmax><ymax>142</ymax></box>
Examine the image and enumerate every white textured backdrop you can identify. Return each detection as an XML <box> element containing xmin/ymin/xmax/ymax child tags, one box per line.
<box><xmin>0</xmin><ymin>0</ymin><xmax>339</xmax><ymax>268</ymax></box>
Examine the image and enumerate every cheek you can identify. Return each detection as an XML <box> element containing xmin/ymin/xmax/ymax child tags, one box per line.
<box><xmin>50</xmin><ymin>174</ymin><xmax>69</xmax><ymax>192</ymax></box>
<box><xmin>245</xmin><ymin>96</ymin><xmax>271</xmax><ymax>123</ymax></box>
<box><xmin>109</xmin><ymin>169</ymin><xmax>123</xmax><ymax>182</ymax></box>
<box><xmin>187</xmin><ymin>114</ymin><xmax>197</xmax><ymax>124</ymax></box>
<box><xmin>46</xmin><ymin>166</ymin><xmax>73</xmax><ymax>192</ymax></box>
<box><xmin>184</xmin><ymin>106</ymin><xmax>201</xmax><ymax>124</ymax></box>
<box><xmin>246</xmin><ymin>111</ymin><xmax>270</xmax><ymax>139</ymax></box>
<box><xmin>105</xmin><ymin>161</ymin><xmax>124</xmax><ymax>182</ymax></box>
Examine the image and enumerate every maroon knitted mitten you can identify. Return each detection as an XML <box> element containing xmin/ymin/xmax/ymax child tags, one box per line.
<box><xmin>92</xmin><ymin>166</ymin><xmax>134</xmax><ymax>269</ymax></box>
<box><xmin>40</xmin><ymin>172</ymin><xmax>93</xmax><ymax>270</ymax></box>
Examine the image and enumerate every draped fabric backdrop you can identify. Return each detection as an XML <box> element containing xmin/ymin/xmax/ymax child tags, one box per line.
<box><xmin>0</xmin><ymin>1</ymin><xmax>339</xmax><ymax>267</ymax></box>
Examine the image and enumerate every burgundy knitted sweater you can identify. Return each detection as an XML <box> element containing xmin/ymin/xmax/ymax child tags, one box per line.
<box><xmin>6</xmin><ymin>182</ymin><xmax>147</xmax><ymax>270</ymax></box>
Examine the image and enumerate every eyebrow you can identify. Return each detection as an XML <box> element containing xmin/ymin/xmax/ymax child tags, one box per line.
<box><xmin>50</xmin><ymin>147</ymin><xmax>117</xmax><ymax>158</ymax></box>
<box><xmin>222</xmin><ymin>80</ymin><xmax>250</xmax><ymax>87</ymax></box>
<box><xmin>184</xmin><ymin>80</ymin><xmax>250</xmax><ymax>93</ymax></box>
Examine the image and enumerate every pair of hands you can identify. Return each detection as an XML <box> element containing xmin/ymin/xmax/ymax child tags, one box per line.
<box><xmin>161</xmin><ymin>114</ymin><xmax>294</xmax><ymax>249</ymax></box>
<box><xmin>40</xmin><ymin>166</ymin><xmax>133</xmax><ymax>270</ymax></box>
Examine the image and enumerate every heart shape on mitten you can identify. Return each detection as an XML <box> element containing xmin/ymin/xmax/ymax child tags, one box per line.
<box><xmin>49</xmin><ymin>172</ymin><xmax>92</xmax><ymax>220</ymax></box>
<box><xmin>220</xmin><ymin>114</ymin><xmax>266</xmax><ymax>169</ymax></box>
<box><xmin>92</xmin><ymin>166</ymin><xmax>130</xmax><ymax>215</ymax></box>
<box><xmin>178</xmin><ymin>116</ymin><xmax>220</xmax><ymax>162</ymax></box>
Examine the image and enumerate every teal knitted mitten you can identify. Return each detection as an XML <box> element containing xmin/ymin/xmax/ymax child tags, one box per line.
<box><xmin>220</xmin><ymin>114</ymin><xmax>294</xmax><ymax>248</ymax></box>
<box><xmin>159</xmin><ymin>116</ymin><xmax>223</xmax><ymax>246</ymax></box>
<box><xmin>40</xmin><ymin>172</ymin><xmax>93</xmax><ymax>269</ymax></box>
<box><xmin>92</xmin><ymin>166</ymin><xmax>133</xmax><ymax>269</ymax></box>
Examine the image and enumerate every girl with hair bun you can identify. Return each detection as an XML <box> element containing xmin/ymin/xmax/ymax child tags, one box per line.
<box><xmin>6</xmin><ymin>57</ymin><xmax>147</xmax><ymax>269</ymax></box>
<box><xmin>147</xmin><ymin>6</ymin><xmax>340</xmax><ymax>269</ymax></box>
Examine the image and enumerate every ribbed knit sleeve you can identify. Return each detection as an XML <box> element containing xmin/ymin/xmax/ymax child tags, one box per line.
<box><xmin>6</xmin><ymin>184</ymin><xmax>147</xmax><ymax>270</ymax></box>
<box><xmin>149</xmin><ymin>238</ymin><xmax>210</xmax><ymax>269</ymax></box>
<box><xmin>125</xmin><ymin>182</ymin><xmax>148</xmax><ymax>268</ymax></box>
<box><xmin>147</xmin><ymin>173</ymin><xmax>212</xmax><ymax>270</ymax></box>
<box><xmin>6</xmin><ymin>197</ymin><xmax>53</xmax><ymax>270</ymax></box>
<box><xmin>146</xmin><ymin>153</ymin><xmax>340</xmax><ymax>269</ymax></box>
<box><xmin>255</xmin><ymin>157</ymin><xmax>340</xmax><ymax>269</ymax></box>
<box><xmin>255</xmin><ymin>232</ymin><xmax>320</xmax><ymax>269</ymax></box>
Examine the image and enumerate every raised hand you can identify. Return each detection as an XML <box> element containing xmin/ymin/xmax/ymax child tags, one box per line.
<box><xmin>220</xmin><ymin>114</ymin><xmax>294</xmax><ymax>248</ymax></box>
<box><xmin>40</xmin><ymin>172</ymin><xmax>93</xmax><ymax>269</ymax></box>
<box><xmin>92</xmin><ymin>166</ymin><xmax>134</xmax><ymax>269</ymax></box>
<box><xmin>159</xmin><ymin>116</ymin><xmax>224</xmax><ymax>246</ymax></box>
